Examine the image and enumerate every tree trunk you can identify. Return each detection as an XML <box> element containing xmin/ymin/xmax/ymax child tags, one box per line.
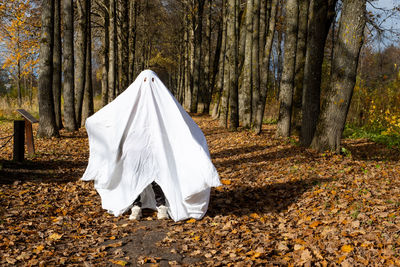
<box><xmin>17</xmin><ymin>60</ymin><xmax>22</xmax><ymax>106</ymax></box>
<box><xmin>210</xmin><ymin>19</ymin><xmax>223</xmax><ymax>112</ymax></box>
<box><xmin>128</xmin><ymin>0</ymin><xmax>137</xmax><ymax>83</ymax></box>
<box><xmin>74</xmin><ymin>0</ymin><xmax>88</xmax><ymax>127</ymax></box>
<box><xmin>62</xmin><ymin>0</ymin><xmax>77</xmax><ymax>131</ymax></box>
<box><xmin>292</xmin><ymin>0</ymin><xmax>309</xmax><ymax>135</ymax></box>
<box><xmin>300</xmin><ymin>0</ymin><xmax>337</xmax><ymax>146</ymax></box>
<box><xmin>213</xmin><ymin>5</ymin><xmax>227</xmax><ymax>119</ymax></box>
<box><xmin>251</xmin><ymin>0</ymin><xmax>260</xmax><ymax>125</ymax></box>
<box><xmin>101</xmin><ymin>0</ymin><xmax>109</xmax><ymax>107</ymax></box>
<box><xmin>184</xmin><ymin>2</ymin><xmax>192</xmax><ymax>110</ymax></box>
<box><xmin>219</xmin><ymin>1</ymin><xmax>229</xmax><ymax>125</ymax></box>
<box><xmin>108</xmin><ymin>0</ymin><xmax>117</xmax><ymax>102</ymax></box>
<box><xmin>38</xmin><ymin>0</ymin><xmax>58</xmax><ymax>138</ymax></box>
<box><xmin>53</xmin><ymin>0</ymin><xmax>63</xmax><ymax>130</ymax></box>
<box><xmin>254</xmin><ymin>0</ymin><xmax>278</xmax><ymax>134</ymax></box>
<box><xmin>82</xmin><ymin>0</ymin><xmax>93</xmax><ymax>126</ymax></box>
<box><xmin>190</xmin><ymin>0</ymin><xmax>205</xmax><ymax>113</ymax></box>
<box><xmin>276</xmin><ymin>0</ymin><xmax>298</xmax><ymax>137</ymax></box>
<box><xmin>202</xmin><ymin>0</ymin><xmax>212</xmax><ymax>114</ymax></box>
<box><xmin>276</xmin><ymin>25</ymin><xmax>283</xmax><ymax>98</ymax></box>
<box><xmin>227</xmin><ymin>0</ymin><xmax>238</xmax><ymax>130</ymax></box>
<box><xmin>311</xmin><ymin>0</ymin><xmax>366</xmax><ymax>152</ymax></box>
<box><xmin>240</xmin><ymin>0</ymin><xmax>253</xmax><ymax>127</ymax></box>
<box><xmin>119</xmin><ymin>0</ymin><xmax>129</xmax><ymax>91</ymax></box>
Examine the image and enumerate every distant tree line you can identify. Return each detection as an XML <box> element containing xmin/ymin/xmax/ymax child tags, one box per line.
<box><xmin>35</xmin><ymin>0</ymin><xmax>368</xmax><ymax>153</ymax></box>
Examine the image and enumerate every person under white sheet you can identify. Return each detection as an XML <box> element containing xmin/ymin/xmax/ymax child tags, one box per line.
<box><xmin>81</xmin><ymin>70</ymin><xmax>221</xmax><ymax>222</ymax></box>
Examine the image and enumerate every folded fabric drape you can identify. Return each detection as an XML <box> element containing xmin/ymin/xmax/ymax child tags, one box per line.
<box><xmin>81</xmin><ymin>70</ymin><xmax>221</xmax><ymax>221</ymax></box>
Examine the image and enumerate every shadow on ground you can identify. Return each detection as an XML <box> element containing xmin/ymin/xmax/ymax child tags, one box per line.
<box><xmin>343</xmin><ymin>139</ymin><xmax>400</xmax><ymax>161</ymax></box>
<box><xmin>0</xmin><ymin>159</ymin><xmax>84</xmax><ymax>184</ymax></box>
<box><xmin>208</xmin><ymin>177</ymin><xmax>332</xmax><ymax>217</ymax></box>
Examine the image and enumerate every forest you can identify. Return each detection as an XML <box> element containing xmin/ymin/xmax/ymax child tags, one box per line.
<box><xmin>0</xmin><ymin>0</ymin><xmax>400</xmax><ymax>265</ymax></box>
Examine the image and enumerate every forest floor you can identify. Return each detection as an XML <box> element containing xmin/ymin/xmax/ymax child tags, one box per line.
<box><xmin>0</xmin><ymin>115</ymin><xmax>400</xmax><ymax>266</ymax></box>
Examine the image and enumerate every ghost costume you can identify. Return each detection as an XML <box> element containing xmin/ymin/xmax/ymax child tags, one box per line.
<box><xmin>81</xmin><ymin>70</ymin><xmax>221</xmax><ymax>221</ymax></box>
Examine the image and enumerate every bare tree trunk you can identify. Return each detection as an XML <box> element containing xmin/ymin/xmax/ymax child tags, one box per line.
<box><xmin>82</xmin><ymin>0</ymin><xmax>93</xmax><ymax>126</ymax></box>
<box><xmin>75</xmin><ymin>0</ymin><xmax>88</xmax><ymax>127</ymax></box>
<box><xmin>62</xmin><ymin>0</ymin><xmax>77</xmax><ymax>131</ymax></box>
<box><xmin>240</xmin><ymin>0</ymin><xmax>253</xmax><ymax>127</ymax></box>
<box><xmin>227</xmin><ymin>0</ymin><xmax>239</xmax><ymax>130</ymax></box>
<box><xmin>292</xmin><ymin>0</ymin><xmax>309</xmax><ymax>135</ymax></box>
<box><xmin>38</xmin><ymin>0</ymin><xmax>58</xmax><ymax>137</ymax></box>
<box><xmin>119</xmin><ymin>0</ymin><xmax>129</xmax><ymax>91</ymax></box>
<box><xmin>300</xmin><ymin>0</ymin><xmax>337</xmax><ymax>146</ymax></box>
<box><xmin>251</xmin><ymin>0</ymin><xmax>260</xmax><ymax>125</ymax></box>
<box><xmin>101</xmin><ymin>0</ymin><xmax>109</xmax><ymax>107</ymax></box>
<box><xmin>128</xmin><ymin>0</ymin><xmax>137</xmax><ymax>84</ymax></box>
<box><xmin>276</xmin><ymin>0</ymin><xmax>298</xmax><ymax>137</ymax></box>
<box><xmin>53</xmin><ymin>0</ymin><xmax>63</xmax><ymax>130</ymax></box>
<box><xmin>202</xmin><ymin>0</ymin><xmax>212</xmax><ymax>114</ymax></box>
<box><xmin>213</xmin><ymin>6</ymin><xmax>227</xmax><ymax>119</ymax></box>
<box><xmin>17</xmin><ymin>60</ymin><xmax>22</xmax><ymax>106</ymax></box>
<box><xmin>190</xmin><ymin>0</ymin><xmax>205</xmax><ymax>113</ymax></box>
<box><xmin>254</xmin><ymin>0</ymin><xmax>278</xmax><ymax>134</ymax></box>
<box><xmin>210</xmin><ymin>19</ymin><xmax>223</xmax><ymax>112</ymax></box>
<box><xmin>311</xmin><ymin>0</ymin><xmax>366</xmax><ymax>152</ymax></box>
<box><xmin>219</xmin><ymin>1</ymin><xmax>229</xmax><ymax>126</ymax></box>
<box><xmin>108</xmin><ymin>0</ymin><xmax>116</xmax><ymax>102</ymax></box>
<box><xmin>276</xmin><ymin>25</ymin><xmax>283</xmax><ymax>99</ymax></box>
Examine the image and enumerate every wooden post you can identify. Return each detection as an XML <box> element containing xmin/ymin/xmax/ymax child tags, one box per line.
<box><xmin>16</xmin><ymin>109</ymin><xmax>38</xmax><ymax>156</ymax></box>
<box><xmin>24</xmin><ymin>118</ymin><xmax>35</xmax><ymax>155</ymax></box>
<box><xmin>13</xmin><ymin>120</ymin><xmax>25</xmax><ymax>162</ymax></box>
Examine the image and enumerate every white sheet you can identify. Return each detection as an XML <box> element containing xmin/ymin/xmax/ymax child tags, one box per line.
<box><xmin>81</xmin><ymin>70</ymin><xmax>221</xmax><ymax>221</ymax></box>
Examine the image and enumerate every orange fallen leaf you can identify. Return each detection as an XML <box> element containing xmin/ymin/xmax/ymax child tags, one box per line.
<box><xmin>310</xmin><ymin>221</ymin><xmax>322</xmax><ymax>228</ymax></box>
<box><xmin>109</xmin><ymin>259</ymin><xmax>128</xmax><ymax>266</ymax></box>
<box><xmin>33</xmin><ymin>245</ymin><xmax>44</xmax><ymax>254</ymax></box>
<box><xmin>186</xmin><ymin>218</ymin><xmax>196</xmax><ymax>223</ymax></box>
<box><xmin>221</xmin><ymin>179</ymin><xmax>231</xmax><ymax>185</ymax></box>
<box><xmin>48</xmin><ymin>233</ymin><xmax>63</xmax><ymax>240</ymax></box>
<box><xmin>341</xmin><ymin>245</ymin><xmax>354</xmax><ymax>253</ymax></box>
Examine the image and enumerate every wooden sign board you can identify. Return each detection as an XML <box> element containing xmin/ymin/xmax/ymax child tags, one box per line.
<box><xmin>17</xmin><ymin>109</ymin><xmax>39</xmax><ymax>123</ymax></box>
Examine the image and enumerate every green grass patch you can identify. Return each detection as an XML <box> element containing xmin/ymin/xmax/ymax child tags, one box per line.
<box><xmin>263</xmin><ymin>118</ymin><xmax>277</xmax><ymax>125</ymax></box>
<box><xmin>343</xmin><ymin>124</ymin><xmax>400</xmax><ymax>149</ymax></box>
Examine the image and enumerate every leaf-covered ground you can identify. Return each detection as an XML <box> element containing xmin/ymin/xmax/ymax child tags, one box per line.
<box><xmin>0</xmin><ymin>115</ymin><xmax>399</xmax><ymax>266</ymax></box>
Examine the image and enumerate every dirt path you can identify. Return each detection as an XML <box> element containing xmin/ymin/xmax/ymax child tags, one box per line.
<box><xmin>1</xmin><ymin>115</ymin><xmax>399</xmax><ymax>266</ymax></box>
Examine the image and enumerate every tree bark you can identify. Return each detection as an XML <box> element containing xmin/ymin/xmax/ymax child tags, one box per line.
<box><xmin>276</xmin><ymin>0</ymin><xmax>298</xmax><ymax>137</ymax></box>
<box><xmin>190</xmin><ymin>0</ymin><xmax>205</xmax><ymax>113</ymax></box>
<box><xmin>292</xmin><ymin>0</ymin><xmax>309</xmax><ymax>135</ymax></box>
<box><xmin>202</xmin><ymin>0</ymin><xmax>212</xmax><ymax>114</ymax></box>
<box><xmin>75</xmin><ymin>0</ymin><xmax>88</xmax><ymax>127</ymax></box>
<box><xmin>240</xmin><ymin>0</ymin><xmax>253</xmax><ymax>127</ymax></box>
<box><xmin>62</xmin><ymin>0</ymin><xmax>77</xmax><ymax>131</ymax></box>
<box><xmin>300</xmin><ymin>0</ymin><xmax>337</xmax><ymax>146</ymax></box>
<box><xmin>254</xmin><ymin>0</ymin><xmax>278</xmax><ymax>134</ymax></box>
<box><xmin>219</xmin><ymin>1</ymin><xmax>229</xmax><ymax>126</ymax></box>
<box><xmin>53</xmin><ymin>0</ymin><xmax>63</xmax><ymax>130</ymax></box>
<box><xmin>251</xmin><ymin>0</ymin><xmax>260</xmax><ymax>125</ymax></box>
<box><xmin>311</xmin><ymin>0</ymin><xmax>366</xmax><ymax>152</ymax></box>
<box><xmin>210</xmin><ymin>19</ymin><xmax>223</xmax><ymax>113</ymax></box>
<box><xmin>214</xmin><ymin>3</ymin><xmax>228</xmax><ymax>119</ymax></box>
<box><xmin>101</xmin><ymin>0</ymin><xmax>109</xmax><ymax>107</ymax></box>
<box><xmin>38</xmin><ymin>0</ymin><xmax>58</xmax><ymax>137</ymax></box>
<box><xmin>128</xmin><ymin>0</ymin><xmax>137</xmax><ymax>83</ymax></box>
<box><xmin>119</xmin><ymin>0</ymin><xmax>129</xmax><ymax>91</ymax></box>
<box><xmin>108</xmin><ymin>0</ymin><xmax>117</xmax><ymax>102</ymax></box>
<box><xmin>82</xmin><ymin>0</ymin><xmax>93</xmax><ymax>126</ymax></box>
<box><xmin>227</xmin><ymin>0</ymin><xmax>239</xmax><ymax>130</ymax></box>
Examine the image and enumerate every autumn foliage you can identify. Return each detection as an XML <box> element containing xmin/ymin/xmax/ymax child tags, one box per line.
<box><xmin>1</xmin><ymin>116</ymin><xmax>399</xmax><ymax>265</ymax></box>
